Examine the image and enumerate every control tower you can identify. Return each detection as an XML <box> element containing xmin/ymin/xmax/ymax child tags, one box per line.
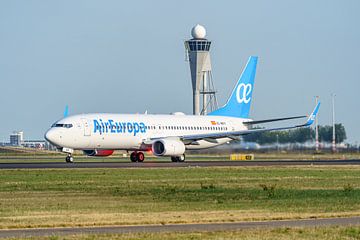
<box><xmin>185</xmin><ymin>24</ymin><xmax>217</xmax><ymax>115</ymax></box>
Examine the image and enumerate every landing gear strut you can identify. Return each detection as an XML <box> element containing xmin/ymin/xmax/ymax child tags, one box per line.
<box><xmin>65</xmin><ymin>154</ymin><xmax>74</xmax><ymax>163</ymax></box>
<box><xmin>171</xmin><ymin>154</ymin><xmax>185</xmax><ymax>162</ymax></box>
<box><xmin>130</xmin><ymin>152</ymin><xmax>145</xmax><ymax>162</ymax></box>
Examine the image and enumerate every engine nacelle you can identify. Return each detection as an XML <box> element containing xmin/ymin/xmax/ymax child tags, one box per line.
<box><xmin>152</xmin><ymin>139</ymin><xmax>185</xmax><ymax>156</ymax></box>
<box><xmin>83</xmin><ymin>149</ymin><xmax>114</xmax><ymax>157</ymax></box>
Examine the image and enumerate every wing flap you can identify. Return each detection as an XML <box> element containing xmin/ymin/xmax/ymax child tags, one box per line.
<box><xmin>243</xmin><ymin>115</ymin><xmax>306</xmax><ymax>125</ymax></box>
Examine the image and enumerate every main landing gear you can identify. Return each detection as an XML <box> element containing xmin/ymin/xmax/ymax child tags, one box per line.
<box><xmin>171</xmin><ymin>154</ymin><xmax>185</xmax><ymax>162</ymax></box>
<box><xmin>130</xmin><ymin>151</ymin><xmax>145</xmax><ymax>162</ymax></box>
<box><xmin>129</xmin><ymin>152</ymin><xmax>186</xmax><ymax>163</ymax></box>
<box><xmin>65</xmin><ymin>154</ymin><xmax>74</xmax><ymax>163</ymax></box>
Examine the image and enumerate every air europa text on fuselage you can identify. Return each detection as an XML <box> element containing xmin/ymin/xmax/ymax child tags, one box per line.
<box><xmin>93</xmin><ymin>119</ymin><xmax>146</xmax><ymax>136</ymax></box>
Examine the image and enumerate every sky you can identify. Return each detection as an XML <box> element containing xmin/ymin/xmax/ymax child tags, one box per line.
<box><xmin>0</xmin><ymin>0</ymin><xmax>359</xmax><ymax>143</ymax></box>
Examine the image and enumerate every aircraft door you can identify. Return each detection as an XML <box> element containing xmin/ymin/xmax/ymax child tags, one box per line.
<box><xmin>81</xmin><ymin>118</ymin><xmax>91</xmax><ymax>136</ymax></box>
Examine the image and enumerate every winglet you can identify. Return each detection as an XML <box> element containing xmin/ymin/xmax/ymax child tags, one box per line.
<box><xmin>63</xmin><ymin>105</ymin><xmax>69</xmax><ymax>117</ymax></box>
<box><xmin>302</xmin><ymin>102</ymin><xmax>320</xmax><ymax>127</ymax></box>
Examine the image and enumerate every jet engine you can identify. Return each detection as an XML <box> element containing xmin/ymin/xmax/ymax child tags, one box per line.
<box><xmin>152</xmin><ymin>139</ymin><xmax>185</xmax><ymax>156</ymax></box>
<box><xmin>83</xmin><ymin>149</ymin><xmax>114</xmax><ymax>157</ymax></box>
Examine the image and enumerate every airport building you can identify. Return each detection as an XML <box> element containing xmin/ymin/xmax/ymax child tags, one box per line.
<box><xmin>22</xmin><ymin>140</ymin><xmax>46</xmax><ymax>149</ymax></box>
<box><xmin>9</xmin><ymin>131</ymin><xmax>23</xmax><ymax>146</ymax></box>
<box><xmin>5</xmin><ymin>131</ymin><xmax>50</xmax><ymax>149</ymax></box>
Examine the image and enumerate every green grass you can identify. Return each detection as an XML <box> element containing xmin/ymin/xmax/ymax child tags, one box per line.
<box><xmin>7</xmin><ymin>226</ymin><xmax>360</xmax><ymax>240</ymax></box>
<box><xmin>0</xmin><ymin>153</ymin><xmax>359</xmax><ymax>163</ymax></box>
<box><xmin>0</xmin><ymin>166</ymin><xmax>359</xmax><ymax>229</ymax></box>
<box><xmin>1</xmin><ymin>146</ymin><xmax>360</xmax><ymax>163</ymax></box>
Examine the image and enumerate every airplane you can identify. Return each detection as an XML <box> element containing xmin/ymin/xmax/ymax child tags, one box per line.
<box><xmin>44</xmin><ymin>56</ymin><xmax>320</xmax><ymax>163</ymax></box>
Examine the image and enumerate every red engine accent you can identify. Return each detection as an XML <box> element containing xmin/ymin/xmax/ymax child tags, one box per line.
<box><xmin>95</xmin><ymin>150</ymin><xmax>114</xmax><ymax>156</ymax></box>
<box><xmin>83</xmin><ymin>149</ymin><xmax>114</xmax><ymax>157</ymax></box>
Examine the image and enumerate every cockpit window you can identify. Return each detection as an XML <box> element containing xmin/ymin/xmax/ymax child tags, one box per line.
<box><xmin>51</xmin><ymin>123</ymin><xmax>73</xmax><ymax>128</ymax></box>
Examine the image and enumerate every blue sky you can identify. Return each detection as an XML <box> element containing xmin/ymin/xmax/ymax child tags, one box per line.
<box><xmin>0</xmin><ymin>0</ymin><xmax>359</xmax><ymax>143</ymax></box>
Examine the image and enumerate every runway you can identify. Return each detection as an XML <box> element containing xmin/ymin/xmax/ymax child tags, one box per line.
<box><xmin>0</xmin><ymin>217</ymin><xmax>359</xmax><ymax>238</ymax></box>
<box><xmin>0</xmin><ymin>159</ymin><xmax>360</xmax><ymax>169</ymax></box>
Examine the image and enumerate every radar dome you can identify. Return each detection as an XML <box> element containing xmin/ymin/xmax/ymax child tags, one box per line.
<box><xmin>191</xmin><ymin>24</ymin><xmax>206</xmax><ymax>39</ymax></box>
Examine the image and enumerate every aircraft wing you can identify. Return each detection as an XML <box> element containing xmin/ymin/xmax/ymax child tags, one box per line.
<box><xmin>181</xmin><ymin>102</ymin><xmax>320</xmax><ymax>142</ymax></box>
<box><xmin>243</xmin><ymin>115</ymin><xmax>306</xmax><ymax>125</ymax></box>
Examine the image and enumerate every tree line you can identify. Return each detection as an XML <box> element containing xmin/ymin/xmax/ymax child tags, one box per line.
<box><xmin>243</xmin><ymin>124</ymin><xmax>346</xmax><ymax>144</ymax></box>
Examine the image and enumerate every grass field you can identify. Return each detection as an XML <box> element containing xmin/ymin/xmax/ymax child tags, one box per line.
<box><xmin>7</xmin><ymin>226</ymin><xmax>360</xmax><ymax>240</ymax></box>
<box><xmin>1</xmin><ymin>146</ymin><xmax>360</xmax><ymax>163</ymax></box>
<box><xmin>0</xmin><ymin>166</ymin><xmax>359</xmax><ymax>230</ymax></box>
<box><xmin>0</xmin><ymin>152</ymin><xmax>359</xmax><ymax>164</ymax></box>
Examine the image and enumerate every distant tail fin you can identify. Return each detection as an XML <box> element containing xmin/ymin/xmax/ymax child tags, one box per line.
<box><xmin>209</xmin><ymin>56</ymin><xmax>258</xmax><ymax>118</ymax></box>
<box><xmin>63</xmin><ymin>105</ymin><xmax>69</xmax><ymax>117</ymax></box>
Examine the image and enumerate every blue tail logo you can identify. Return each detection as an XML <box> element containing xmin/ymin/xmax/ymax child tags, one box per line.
<box><xmin>236</xmin><ymin>83</ymin><xmax>252</xmax><ymax>104</ymax></box>
<box><xmin>209</xmin><ymin>56</ymin><xmax>258</xmax><ymax>118</ymax></box>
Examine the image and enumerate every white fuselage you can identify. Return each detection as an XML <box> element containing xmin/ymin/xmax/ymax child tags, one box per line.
<box><xmin>45</xmin><ymin>113</ymin><xmax>249</xmax><ymax>151</ymax></box>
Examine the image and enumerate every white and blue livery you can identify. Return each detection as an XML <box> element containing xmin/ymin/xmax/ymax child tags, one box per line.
<box><xmin>45</xmin><ymin>56</ymin><xmax>320</xmax><ymax>162</ymax></box>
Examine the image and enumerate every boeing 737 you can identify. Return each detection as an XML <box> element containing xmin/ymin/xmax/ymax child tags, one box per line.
<box><xmin>45</xmin><ymin>56</ymin><xmax>320</xmax><ymax>163</ymax></box>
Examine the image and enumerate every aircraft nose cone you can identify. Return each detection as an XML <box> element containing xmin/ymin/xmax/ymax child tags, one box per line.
<box><xmin>45</xmin><ymin>129</ymin><xmax>58</xmax><ymax>146</ymax></box>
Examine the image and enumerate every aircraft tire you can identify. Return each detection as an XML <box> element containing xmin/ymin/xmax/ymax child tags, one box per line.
<box><xmin>179</xmin><ymin>154</ymin><xmax>185</xmax><ymax>162</ymax></box>
<box><xmin>66</xmin><ymin>155</ymin><xmax>74</xmax><ymax>163</ymax></box>
<box><xmin>130</xmin><ymin>152</ymin><xmax>137</xmax><ymax>162</ymax></box>
<box><xmin>137</xmin><ymin>152</ymin><xmax>145</xmax><ymax>162</ymax></box>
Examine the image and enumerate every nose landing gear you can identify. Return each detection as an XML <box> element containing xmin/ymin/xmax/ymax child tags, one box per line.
<box><xmin>62</xmin><ymin>148</ymin><xmax>74</xmax><ymax>163</ymax></box>
<box><xmin>65</xmin><ymin>154</ymin><xmax>74</xmax><ymax>163</ymax></box>
<box><xmin>130</xmin><ymin>152</ymin><xmax>145</xmax><ymax>162</ymax></box>
<box><xmin>171</xmin><ymin>154</ymin><xmax>185</xmax><ymax>162</ymax></box>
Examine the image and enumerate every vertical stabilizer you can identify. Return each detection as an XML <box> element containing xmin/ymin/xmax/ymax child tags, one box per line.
<box><xmin>208</xmin><ymin>56</ymin><xmax>258</xmax><ymax>118</ymax></box>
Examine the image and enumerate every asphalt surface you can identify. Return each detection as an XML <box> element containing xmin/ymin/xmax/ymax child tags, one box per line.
<box><xmin>0</xmin><ymin>217</ymin><xmax>359</xmax><ymax>238</ymax></box>
<box><xmin>0</xmin><ymin>159</ymin><xmax>360</xmax><ymax>169</ymax></box>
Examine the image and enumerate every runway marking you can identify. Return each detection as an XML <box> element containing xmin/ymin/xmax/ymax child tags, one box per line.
<box><xmin>0</xmin><ymin>160</ymin><xmax>360</xmax><ymax>169</ymax></box>
<box><xmin>0</xmin><ymin>217</ymin><xmax>359</xmax><ymax>238</ymax></box>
